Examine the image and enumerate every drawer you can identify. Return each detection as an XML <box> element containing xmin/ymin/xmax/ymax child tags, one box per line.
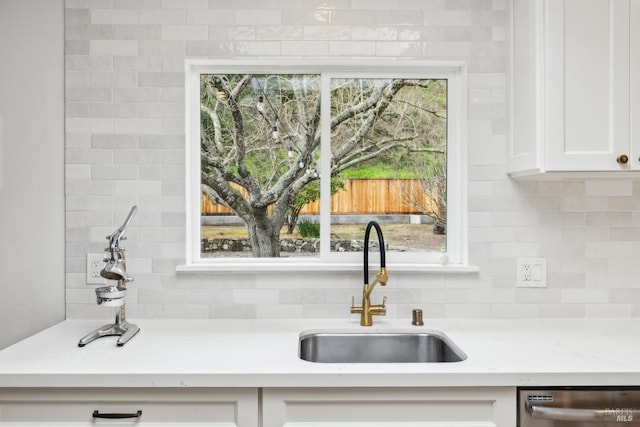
<box><xmin>0</xmin><ymin>388</ymin><xmax>258</xmax><ymax>426</ymax></box>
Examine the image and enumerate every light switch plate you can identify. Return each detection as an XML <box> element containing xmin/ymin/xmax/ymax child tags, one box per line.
<box><xmin>517</xmin><ymin>258</ymin><xmax>547</xmax><ymax>288</ymax></box>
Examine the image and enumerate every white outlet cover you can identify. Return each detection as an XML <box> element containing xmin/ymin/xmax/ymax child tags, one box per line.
<box><xmin>517</xmin><ymin>258</ymin><xmax>547</xmax><ymax>288</ymax></box>
<box><xmin>86</xmin><ymin>254</ymin><xmax>106</xmax><ymax>285</ymax></box>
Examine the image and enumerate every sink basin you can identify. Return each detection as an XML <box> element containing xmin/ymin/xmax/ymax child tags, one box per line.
<box><xmin>298</xmin><ymin>330</ymin><xmax>466</xmax><ymax>363</ymax></box>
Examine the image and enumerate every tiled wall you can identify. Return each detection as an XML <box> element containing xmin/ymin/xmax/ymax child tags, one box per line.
<box><xmin>64</xmin><ymin>0</ymin><xmax>640</xmax><ymax>320</ymax></box>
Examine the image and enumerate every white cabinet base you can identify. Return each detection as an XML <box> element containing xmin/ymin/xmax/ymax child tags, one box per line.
<box><xmin>262</xmin><ymin>387</ymin><xmax>516</xmax><ymax>427</ymax></box>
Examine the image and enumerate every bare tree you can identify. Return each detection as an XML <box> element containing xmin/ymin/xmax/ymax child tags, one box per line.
<box><xmin>200</xmin><ymin>74</ymin><xmax>445</xmax><ymax>257</ymax></box>
<box><xmin>401</xmin><ymin>153</ymin><xmax>447</xmax><ymax>233</ymax></box>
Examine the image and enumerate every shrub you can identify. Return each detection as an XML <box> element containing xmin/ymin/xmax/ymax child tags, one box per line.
<box><xmin>297</xmin><ymin>218</ymin><xmax>320</xmax><ymax>238</ymax></box>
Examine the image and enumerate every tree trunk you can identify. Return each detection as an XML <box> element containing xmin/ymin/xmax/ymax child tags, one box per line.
<box><xmin>286</xmin><ymin>207</ymin><xmax>301</xmax><ymax>234</ymax></box>
<box><xmin>245</xmin><ymin>208</ymin><xmax>281</xmax><ymax>257</ymax></box>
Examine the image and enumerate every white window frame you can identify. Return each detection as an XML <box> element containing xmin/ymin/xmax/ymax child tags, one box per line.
<box><xmin>180</xmin><ymin>59</ymin><xmax>476</xmax><ymax>273</ymax></box>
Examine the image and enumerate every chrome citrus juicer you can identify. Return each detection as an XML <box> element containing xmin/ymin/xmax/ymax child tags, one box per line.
<box><xmin>78</xmin><ymin>206</ymin><xmax>140</xmax><ymax>347</ymax></box>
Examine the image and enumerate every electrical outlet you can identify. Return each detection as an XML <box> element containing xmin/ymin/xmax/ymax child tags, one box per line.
<box><xmin>86</xmin><ymin>253</ymin><xmax>106</xmax><ymax>285</ymax></box>
<box><xmin>522</xmin><ymin>263</ymin><xmax>531</xmax><ymax>281</ymax></box>
<box><xmin>517</xmin><ymin>258</ymin><xmax>547</xmax><ymax>288</ymax></box>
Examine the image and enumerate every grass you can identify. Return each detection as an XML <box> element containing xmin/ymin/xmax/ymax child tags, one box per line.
<box><xmin>202</xmin><ymin>224</ymin><xmax>360</xmax><ymax>240</ymax></box>
<box><xmin>339</xmin><ymin>164</ymin><xmax>421</xmax><ymax>179</ymax></box>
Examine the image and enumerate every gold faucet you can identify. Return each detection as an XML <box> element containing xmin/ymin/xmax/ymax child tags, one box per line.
<box><xmin>351</xmin><ymin>221</ymin><xmax>388</xmax><ymax>326</ymax></box>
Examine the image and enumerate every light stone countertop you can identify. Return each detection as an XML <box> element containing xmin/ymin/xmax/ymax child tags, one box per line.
<box><xmin>0</xmin><ymin>318</ymin><xmax>637</xmax><ymax>388</ymax></box>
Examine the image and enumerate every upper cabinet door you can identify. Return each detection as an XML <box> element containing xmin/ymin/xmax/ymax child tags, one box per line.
<box><xmin>546</xmin><ymin>0</ymin><xmax>630</xmax><ymax>171</ymax></box>
<box><xmin>632</xmin><ymin>0</ymin><xmax>640</xmax><ymax>166</ymax></box>
<box><xmin>509</xmin><ymin>0</ymin><xmax>635</xmax><ymax>176</ymax></box>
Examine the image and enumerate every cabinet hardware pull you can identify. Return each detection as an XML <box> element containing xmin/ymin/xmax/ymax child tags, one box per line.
<box><xmin>92</xmin><ymin>410</ymin><xmax>142</xmax><ymax>419</ymax></box>
<box><xmin>617</xmin><ymin>154</ymin><xmax>629</xmax><ymax>164</ymax></box>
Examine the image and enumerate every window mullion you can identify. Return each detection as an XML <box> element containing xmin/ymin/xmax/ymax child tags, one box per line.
<box><xmin>319</xmin><ymin>73</ymin><xmax>332</xmax><ymax>258</ymax></box>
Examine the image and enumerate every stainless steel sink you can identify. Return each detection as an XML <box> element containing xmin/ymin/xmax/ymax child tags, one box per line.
<box><xmin>298</xmin><ymin>330</ymin><xmax>467</xmax><ymax>363</ymax></box>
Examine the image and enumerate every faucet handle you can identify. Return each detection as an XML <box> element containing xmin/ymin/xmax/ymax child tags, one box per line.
<box><xmin>351</xmin><ymin>296</ymin><xmax>355</xmax><ymax>308</ymax></box>
<box><xmin>381</xmin><ymin>296</ymin><xmax>387</xmax><ymax>307</ymax></box>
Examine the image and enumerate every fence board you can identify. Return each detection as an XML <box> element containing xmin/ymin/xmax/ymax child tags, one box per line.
<box><xmin>201</xmin><ymin>179</ymin><xmax>434</xmax><ymax>215</ymax></box>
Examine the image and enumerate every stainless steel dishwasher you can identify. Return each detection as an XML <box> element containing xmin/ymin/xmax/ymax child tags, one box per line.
<box><xmin>519</xmin><ymin>388</ymin><xmax>640</xmax><ymax>426</ymax></box>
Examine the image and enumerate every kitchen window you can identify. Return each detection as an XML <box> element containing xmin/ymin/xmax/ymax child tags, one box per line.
<box><xmin>182</xmin><ymin>60</ymin><xmax>471</xmax><ymax>272</ymax></box>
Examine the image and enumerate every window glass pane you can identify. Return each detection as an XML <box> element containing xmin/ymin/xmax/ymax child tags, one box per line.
<box><xmin>199</xmin><ymin>73</ymin><xmax>321</xmax><ymax>258</ymax></box>
<box><xmin>329</xmin><ymin>78</ymin><xmax>447</xmax><ymax>254</ymax></box>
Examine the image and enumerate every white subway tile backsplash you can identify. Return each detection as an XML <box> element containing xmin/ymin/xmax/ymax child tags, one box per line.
<box><xmin>65</xmin><ymin>8</ymin><xmax>91</xmax><ymax>25</ymax></box>
<box><xmin>114</xmin><ymin>56</ymin><xmax>162</xmax><ymax>71</ymax></box>
<box><xmin>138</xmin><ymin>72</ymin><xmax>184</xmax><ymax>87</ymax></box>
<box><xmin>256</xmin><ymin>25</ymin><xmax>304</xmax><ymax>40</ymax></box>
<box><xmin>140</xmin><ymin>9</ymin><xmax>186</xmax><ymax>24</ymax></box>
<box><xmin>586</xmin><ymin>180</ymin><xmax>634</xmax><ymax>197</ymax></box>
<box><xmin>91</xmin><ymin>102</ymin><xmax>138</xmax><ymax>118</ymax></box>
<box><xmin>66</xmin><ymin>102</ymin><xmax>91</xmax><ymax>117</ymax></box>
<box><xmin>91</xmin><ymin>71</ymin><xmax>138</xmax><ymax>88</ymax></box>
<box><xmin>115</xmin><ymin>0</ymin><xmax>162</xmax><ymax>9</ymax></box>
<box><xmin>329</xmin><ymin>41</ymin><xmax>375</xmax><ymax>56</ymax></box>
<box><xmin>186</xmin><ymin>9</ymin><xmax>233</xmax><ymax>25</ymax></box>
<box><xmin>161</xmin><ymin>25</ymin><xmax>208</xmax><ymax>40</ymax></box>
<box><xmin>208</xmin><ymin>26</ymin><xmax>256</xmax><ymax>41</ymax></box>
<box><xmin>304</xmin><ymin>25</ymin><xmax>350</xmax><ymax>40</ymax></box>
<box><xmin>138</xmin><ymin>40</ymin><xmax>186</xmax><ymax>55</ymax></box>
<box><xmin>113</xmin><ymin>118</ymin><xmax>161</xmax><ymax>134</ymax></box>
<box><xmin>66</xmin><ymin>24</ymin><xmax>115</xmax><ymax>41</ymax></box>
<box><xmin>160</xmin><ymin>304</ymin><xmax>210</xmax><ymax>318</ymax></box>
<box><xmin>375</xmin><ymin>41</ymin><xmax>422</xmax><ymax>57</ymax></box>
<box><xmin>66</xmin><ymin>55</ymin><xmax>114</xmax><ymax>71</ymax></box>
<box><xmin>66</xmin><ymin>0</ymin><xmax>113</xmax><ymax>9</ymax></box>
<box><xmin>90</xmin><ymin>40</ymin><xmax>138</xmax><ymax>56</ymax></box>
<box><xmin>63</xmin><ymin>1</ymin><xmax>640</xmax><ymax>321</ymax></box>
<box><xmin>162</xmin><ymin>0</ymin><xmax>207</xmax><ymax>9</ymax></box>
<box><xmin>114</xmin><ymin>24</ymin><xmax>162</xmax><ymax>40</ymax></box>
<box><xmin>351</xmin><ymin>26</ymin><xmax>397</xmax><ymax>41</ymax></box>
<box><xmin>91</xmin><ymin>9</ymin><xmax>139</xmax><ymax>24</ymax></box>
<box><xmin>256</xmin><ymin>304</ymin><xmax>304</xmax><ymax>319</ymax></box>
<box><xmin>114</xmin><ymin>87</ymin><xmax>162</xmax><ymax>102</ymax></box>
<box><xmin>66</xmin><ymin>71</ymin><xmax>91</xmax><ymax>88</ymax></box>
<box><xmin>91</xmin><ymin>164</ymin><xmax>138</xmax><ymax>180</ymax></box>
<box><xmin>234</xmin><ymin>9</ymin><xmax>281</xmax><ymax>26</ymax></box>
<box><xmin>233</xmin><ymin>289</ymin><xmax>279</xmax><ymax>305</ymax></box>
<box><xmin>234</xmin><ymin>41</ymin><xmax>281</xmax><ymax>56</ymax></box>
<box><xmin>282</xmin><ymin>40</ymin><xmax>329</xmax><ymax>56</ymax></box>
<box><xmin>66</xmin><ymin>117</ymin><xmax>114</xmax><ymax>134</ymax></box>
<box><xmin>114</xmin><ymin>180</ymin><xmax>161</xmax><ymax>195</ymax></box>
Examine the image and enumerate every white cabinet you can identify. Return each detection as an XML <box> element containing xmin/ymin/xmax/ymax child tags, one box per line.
<box><xmin>0</xmin><ymin>388</ymin><xmax>258</xmax><ymax>426</ymax></box>
<box><xmin>0</xmin><ymin>387</ymin><xmax>516</xmax><ymax>426</ymax></box>
<box><xmin>509</xmin><ymin>0</ymin><xmax>640</xmax><ymax>176</ymax></box>
<box><xmin>262</xmin><ymin>387</ymin><xmax>516</xmax><ymax>427</ymax></box>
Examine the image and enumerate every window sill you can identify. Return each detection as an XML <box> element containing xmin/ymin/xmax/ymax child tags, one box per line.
<box><xmin>176</xmin><ymin>262</ymin><xmax>480</xmax><ymax>273</ymax></box>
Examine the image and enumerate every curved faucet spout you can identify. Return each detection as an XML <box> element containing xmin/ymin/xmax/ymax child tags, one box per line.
<box><xmin>363</xmin><ymin>220</ymin><xmax>387</xmax><ymax>290</ymax></box>
<box><xmin>351</xmin><ymin>221</ymin><xmax>389</xmax><ymax>326</ymax></box>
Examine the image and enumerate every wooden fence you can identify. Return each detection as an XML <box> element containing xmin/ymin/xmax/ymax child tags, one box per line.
<box><xmin>201</xmin><ymin>179</ymin><xmax>436</xmax><ymax>215</ymax></box>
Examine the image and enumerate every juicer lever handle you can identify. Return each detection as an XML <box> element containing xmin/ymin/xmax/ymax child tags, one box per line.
<box><xmin>109</xmin><ymin>205</ymin><xmax>138</xmax><ymax>242</ymax></box>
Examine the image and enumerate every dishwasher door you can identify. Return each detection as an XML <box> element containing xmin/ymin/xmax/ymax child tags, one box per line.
<box><xmin>519</xmin><ymin>388</ymin><xmax>640</xmax><ymax>426</ymax></box>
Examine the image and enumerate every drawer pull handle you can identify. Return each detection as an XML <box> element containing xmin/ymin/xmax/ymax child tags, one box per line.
<box><xmin>92</xmin><ymin>410</ymin><xmax>142</xmax><ymax>419</ymax></box>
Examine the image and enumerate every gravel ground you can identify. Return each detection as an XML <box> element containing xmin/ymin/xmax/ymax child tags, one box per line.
<box><xmin>202</xmin><ymin>222</ymin><xmax>446</xmax><ymax>253</ymax></box>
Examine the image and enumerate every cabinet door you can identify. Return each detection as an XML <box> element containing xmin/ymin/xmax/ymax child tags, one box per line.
<box><xmin>545</xmin><ymin>0</ymin><xmax>631</xmax><ymax>171</ymax></box>
<box><xmin>632</xmin><ymin>0</ymin><xmax>640</xmax><ymax>165</ymax></box>
<box><xmin>262</xmin><ymin>387</ymin><xmax>516</xmax><ymax>427</ymax></box>
<box><xmin>0</xmin><ymin>388</ymin><xmax>258</xmax><ymax>427</ymax></box>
